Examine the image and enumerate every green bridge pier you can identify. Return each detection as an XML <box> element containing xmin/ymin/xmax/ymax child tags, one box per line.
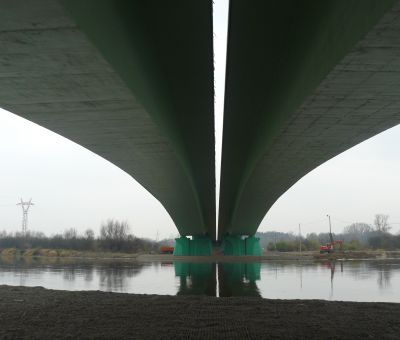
<box><xmin>173</xmin><ymin>235</ymin><xmax>262</xmax><ymax>256</ymax></box>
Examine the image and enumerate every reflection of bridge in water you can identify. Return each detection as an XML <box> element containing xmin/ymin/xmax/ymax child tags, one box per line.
<box><xmin>174</xmin><ymin>262</ymin><xmax>261</xmax><ymax>297</ymax></box>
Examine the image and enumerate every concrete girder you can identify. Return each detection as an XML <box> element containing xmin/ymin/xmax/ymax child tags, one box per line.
<box><xmin>219</xmin><ymin>0</ymin><xmax>400</xmax><ymax>238</ymax></box>
<box><xmin>0</xmin><ymin>0</ymin><xmax>215</xmax><ymax>238</ymax></box>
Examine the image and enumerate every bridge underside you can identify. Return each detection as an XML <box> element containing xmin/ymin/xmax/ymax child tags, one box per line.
<box><xmin>3</xmin><ymin>0</ymin><xmax>400</xmax><ymax>255</ymax></box>
<box><xmin>219</xmin><ymin>0</ymin><xmax>400</xmax><ymax>241</ymax></box>
<box><xmin>0</xmin><ymin>0</ymin><xmax>215</xmax><ymax>239</ymax></box>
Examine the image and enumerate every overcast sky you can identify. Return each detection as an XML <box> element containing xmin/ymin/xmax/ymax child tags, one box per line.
<box><xmin>0</xmin><ymin>1</ymin><xmax>399</xmax><ymax>239</ymax></box>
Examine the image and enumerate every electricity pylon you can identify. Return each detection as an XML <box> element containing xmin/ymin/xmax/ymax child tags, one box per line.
<box><xmin>17</xmin><ymin>198</ymin><xmax>34</xmax><ymax>235</ymax></box>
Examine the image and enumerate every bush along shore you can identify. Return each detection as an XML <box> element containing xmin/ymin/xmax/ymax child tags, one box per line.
<box><xmin>2</xmin><ymin>214</ymin><xmax>400</xmax><ymax>259</ymax></box>
<box><xmin>0</xmin><ymin>248</ymin><xmax>141</xmax><ymax>259</ymax></box>
<box><xmin>0</xmin><ymin>219</ymin><xmax>175</xmax><ymax>258</ymax></box>
<box><xmin>257</xmin><ymin>215</ymin><xmax>400</xmax><ymax>252</ymax></box>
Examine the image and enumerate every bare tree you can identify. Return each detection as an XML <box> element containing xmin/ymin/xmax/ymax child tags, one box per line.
<box><xmin>63</xmin><ymin>228</ymin><xmax>77</xmax><ymax>239</ymax></box>
<box><xmin>100</xmin><ymin>219</ymin><xmax>131</xmax><ymax>251</ymax></box>
<box><xmin>100</xmin><ymin>220</ymin><xmax>129</xmax><ymax>240</ymax></box>
<box><xmin>84</xmin><ymin>229</ymin><xmax>95</xmax><ymax>240</ymax></box>
<box><xmin>343</xmin><ymin>223</ymin><xmax>373</xmax><ymax>235</ymax></box>
<box><xmin>374</xmin><ymin>214</ymin><xmax>391</xmax><ymax>232</ymax></box>
<box><xmin>343</xmin><ymin>222</ymin><xmax>373</xmax><ymax>244</ymax></box>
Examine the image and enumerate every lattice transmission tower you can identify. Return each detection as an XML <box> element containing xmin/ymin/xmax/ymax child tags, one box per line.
<box><xmin>17</xmin><ymin>198</ymin><xmax>34</xmax><ymax>235</ymax></box>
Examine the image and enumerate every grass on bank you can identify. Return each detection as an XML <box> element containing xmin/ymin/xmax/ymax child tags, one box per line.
<box><xmin>0</xmin><ymin>247</ymin><xmax>142</xmax><ymax>258</ymax></box>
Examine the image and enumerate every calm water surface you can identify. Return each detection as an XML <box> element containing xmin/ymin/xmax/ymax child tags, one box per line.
<box><xmin>0</xmin><ymin>257</ymin><xmax>399</xmax><ymax>302</ymax></box>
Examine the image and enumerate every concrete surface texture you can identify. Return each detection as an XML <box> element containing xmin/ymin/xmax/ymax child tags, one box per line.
<box><xmin>219</xmin><ymin>0</ymin><xmax>400</xmax><ymax>238</ymax></box>
<box><xmin>0</xmin><ymin>0</ymin><xmax>215</xmax><ymax>238</ymax></box>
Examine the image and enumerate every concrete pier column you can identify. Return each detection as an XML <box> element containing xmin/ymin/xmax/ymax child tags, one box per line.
<box><xmin>173</xmin><ymin>236</ymin><xmax>191</xmax><ymax>256</ymax></box>
<box><xmin>190</xmin><ymin>235</ymin><xmax>212</xmax><ymax>256</ymax></box>
<box><xmin>221</xmin><ymin>235</ymin><xmax>245</xmax><ymax>255</ymax></box>
<box><xmin>244</xmin><ymin>235</ymin><xmax>262</xmax><ymax>256</ymax></box>
<box><xmin>173</xmin><ymin>235</ymin><xmax>212</xmax><ymax>256</ymax></box>
<box><xmin>221</xmin><ymin>235</ymin><xmax>262</xmax><ymax>255</ymax></box>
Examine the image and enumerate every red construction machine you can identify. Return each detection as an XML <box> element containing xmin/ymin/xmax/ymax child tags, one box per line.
<box><xmin>320</xmin><ymin>215</ymin><xmax>344</xmax><ymax>254</ymax></box>
<box><xmin>160</xmin><ymin>246</ymin><xmax>174</xmax><ymax>254</ymax></box>
<box><xmin>320</xmin><ymin>240</ymin><xmax>344</xmax><ymax>254</ymax></box>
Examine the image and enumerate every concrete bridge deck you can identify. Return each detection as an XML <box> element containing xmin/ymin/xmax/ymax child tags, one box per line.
<box><xmin>2</xmin><ymin>1</ymin><xmax>400</xmax><ymax>255</ymax></box>
<box><xmin>219</xmin><ymin>0</ymin><xmax>400</xmax><ymax>239</ymax></box>
<box><xmin>0</xmin><ymin>0</ymin><xmax>215</xmax><ymax>238</ymax></box>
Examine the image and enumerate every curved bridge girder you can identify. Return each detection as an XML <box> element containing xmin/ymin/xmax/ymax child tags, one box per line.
<box><xmin>0</xmin><ymin>0</ymin><xmax>215</xmax><ymax>238</ymax></box>
<box><xmin>219</xmin><ymin>0</ymin><xmax>400</xmax><ymax>238</ymax></box>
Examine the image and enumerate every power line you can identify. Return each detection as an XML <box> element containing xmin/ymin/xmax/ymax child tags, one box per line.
<box><xmin>330</xmin><ymin>216</ymin><xmax>353</xmax><ymax>225</ymax></box>
<box><xmin>301</xmin><ymin>218</ymin><xmax>326</xmax><ymax>226</ymax></box>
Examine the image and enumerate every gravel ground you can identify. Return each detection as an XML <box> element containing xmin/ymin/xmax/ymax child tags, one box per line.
<box><xmin>0</xmin><ymin>285</ymin><xmax>399</xmax><ymax>339</ymax></box>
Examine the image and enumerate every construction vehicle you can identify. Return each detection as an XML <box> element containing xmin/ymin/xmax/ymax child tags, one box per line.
<box><xmin>160</xmin><ymin>246</ymin><xmax>174</xmax><ymax>254</ymax></box>
<box><xmin>320</xmin><ymin>240</ymin><xmax>344</xmax><ymax>253</ymax></box>
<box><xmin>320</xmin><ymin>215</ymin><xmax>344</xmax><ymax>254</ymax></box>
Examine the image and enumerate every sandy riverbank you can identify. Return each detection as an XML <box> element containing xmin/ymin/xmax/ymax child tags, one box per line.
<box><xmin>1</xmin><ymin>248</ymin><xmax>399</xmax><ymax>262</ymax></box>
<box><xmin>136</xmin><ymin>250</ymin><xmax>400</xmax><ymax>262</ymax></box>
<box><xmin>0</xmin><ymin>285</ymin><xmax>399</xmax><ymax>339</ymax></box>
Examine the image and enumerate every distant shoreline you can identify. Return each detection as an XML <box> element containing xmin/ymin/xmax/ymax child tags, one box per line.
<box><xmin>0</xmin><ymin>248</ymin><xmax>139</xmax><ymax>259</ymax></box>
<box><xmin>1</xmin><ymin>248</ymin><xmax>400</xmax><ymax>262</ymax></box>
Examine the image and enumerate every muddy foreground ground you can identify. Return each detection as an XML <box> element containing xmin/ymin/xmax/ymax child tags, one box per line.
<box><xmin>0</xmin><ymin>285</ymin><xmax>399</xmax><ymax>339</ymax></box>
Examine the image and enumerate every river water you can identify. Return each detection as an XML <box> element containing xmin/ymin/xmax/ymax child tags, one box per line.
<box><xmin>0</xmin><ymin>257</ymin><xmax>399</xmax><ymax>302</ymax></box>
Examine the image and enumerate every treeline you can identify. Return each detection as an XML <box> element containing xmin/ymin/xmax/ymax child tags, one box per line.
<box><xmin>0</xmin><ymin>220</ymin><xmax>160</xmax><ymax>253</ymax></box>
<box><xmin>257</xmin><ymin>214</ymin><xmax>400</xmax><ymax>252</ymax></box>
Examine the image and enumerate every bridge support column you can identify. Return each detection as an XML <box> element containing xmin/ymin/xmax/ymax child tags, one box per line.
<box><xmin>244</xmin><ymin>236</ymin><xmax>262</xmax><ymax>256</ymax></box>
<box><xmin>173</xmin><ymin>236</ymin><xmax>191</xmax><ymax>256</ymax></box>
<box><xmin>221</xmin><ymin>235</ymin><xmax>262</xmax><ymax>256</ymax></box>
<box><xmin>190</xmin><ymin>235</ymin><xmax>212</xmax><ymax>256</ymax></box>
<box><xmin>173</xmin><ymin>235</ymin><xmax>212</xmax><ymax>256</ymax></box>
<box><xmin>221</xmin><ymin>235</ymin><xmax>245</xmax><ymax>255</ymax></box>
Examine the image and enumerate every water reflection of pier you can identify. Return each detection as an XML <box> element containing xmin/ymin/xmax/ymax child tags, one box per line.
<box><xmin>174</xmin><ymin>262</ymin><xmax>261</xmax><ymax>297</ymax></box>
<box><xmin>218</xmin><ymin>263</ymin><xmax>261</xmax><ymax>297</ymax></box>
<box><xmin>174</xmin><ymin>262</ymin><xmax>216</xmax><ymax>296</ymax></box>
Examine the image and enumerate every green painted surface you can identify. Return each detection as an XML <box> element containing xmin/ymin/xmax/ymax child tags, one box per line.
<box><xmin>244</xmin><ymin>236</ymin><xmax>262</xmax><ymax>256</ymax></box>
<box><xmin>221</xmin><ymin>235</ymin><xmax>261</xmax><ymax>256</ymax></box>
<box><xmin>190</xmin><ymin>235</ymin><xmax>213</xmax><ymax>256</ymax></box>
<box><xmin>174</xmin><ymin>262</ymin><xmax>213</xmax><ymax>278</ymax></box>
<box><xmin>174</xmin><ymin>262</ymin><xmax>215</xmax><ymax>295</ymax></box>
<box><xmin>219</xmin><ymin>0</ymin><xmax>398</xmax><ymax>238</ymax></box>
<box><xmin>173</xmin><ymin>236</ymin><xmax>191</xmax><ymax>256</ymax></box>
<box><xmin>218</xmin><ymin>263</ymin><xmax>261</xmax><ymax>296</ymax></box>
<box><xmin>61</xmin><ymin>1</ymin><xmax>215</xmax><ymax>238</ymax></box>
<box><xmin>220</xmin><ymin>263</ymin><xmax>261</xmax><ymax>282</ymax></box>
<box><xmin>221</xmin><ymin>235</ymin><xmax>245</xmax><ymax>256</ymax></box>
<box><xmin>245</xmin><ymin>263</ymin><xmax>261</xmax><ymax>281</ymax></box>
<box><xmin>173</xmin><ymin>235</ymin><xmax>212</xmax><ymax>256</ymax></box>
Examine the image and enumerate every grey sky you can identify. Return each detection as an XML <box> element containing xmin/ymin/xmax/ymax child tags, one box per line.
<box><xmin>1</xmin><ymin>0</ymin><xmax>399</xmax><ymax>239</ymax></box>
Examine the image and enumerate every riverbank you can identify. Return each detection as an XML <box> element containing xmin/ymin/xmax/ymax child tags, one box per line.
<box><xmin>1</xmin><ymin>248</ymin><xmax>400</xmax><ymax>262</ymax></box>
<box><xmin>136</xmin><ymin>250</ymin><xmax>400</xmax><ymax>262</ymax></box>
<box><xmin>0</xmin><ymin>285</ymin><xmax>399</xmax><ymax>339</ymax></box>
<box><xmin>0</xmin><ymin>248</ymin><xmax>139</xmax><ymax>259</ymax></box>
